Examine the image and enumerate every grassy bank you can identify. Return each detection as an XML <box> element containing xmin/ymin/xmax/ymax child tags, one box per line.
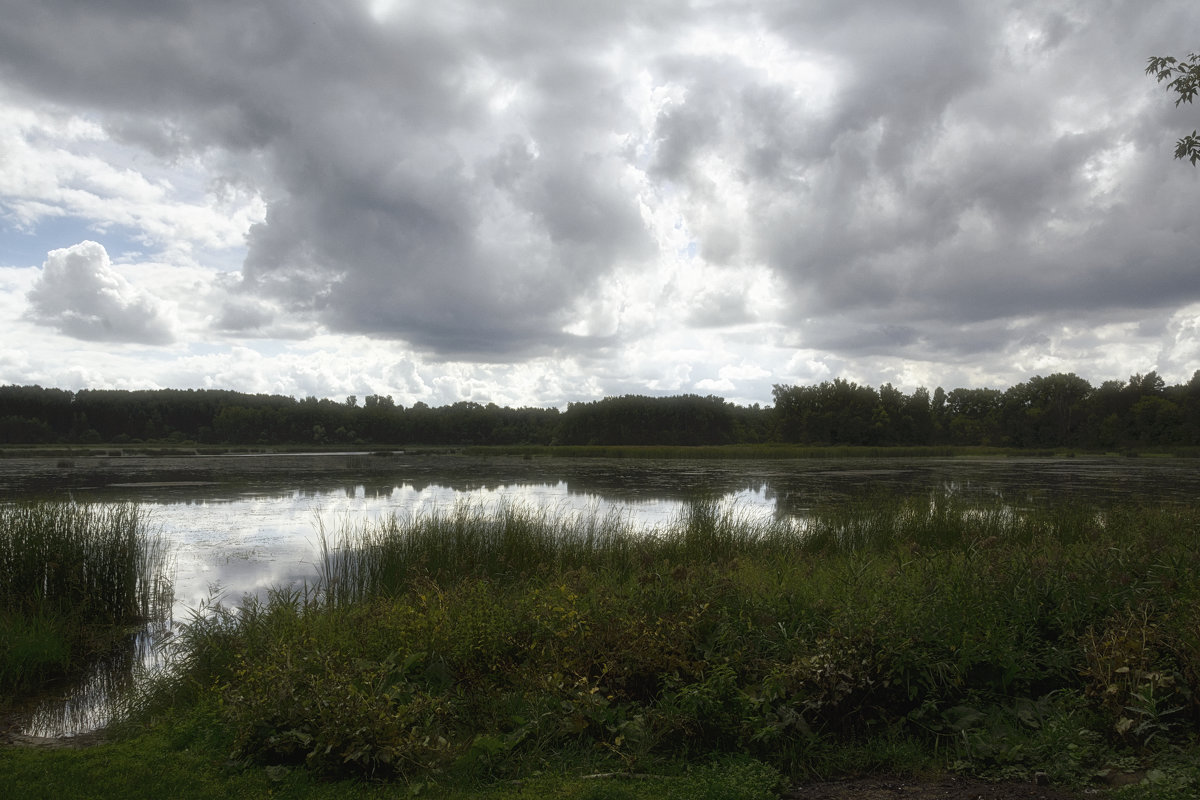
<box><xmin>5</xmin><ymin>495</ymin><xmax>1200</xmax><ymax>798</ymax></box>
<box><xmin>115</xmin><ymin>496</ymin><xmax>1198</xmax><ymax>794</ymax></box>
<box><xmin>0</xmin><ymin>502</ymin><xmax>171</xmax><ymax>693</ymax></box>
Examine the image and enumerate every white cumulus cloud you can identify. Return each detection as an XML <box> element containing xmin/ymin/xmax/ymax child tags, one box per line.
<box><xmin>26</xmin><ymin>240</ymin><xmax>176</xmax><ymax>344</ymax></box>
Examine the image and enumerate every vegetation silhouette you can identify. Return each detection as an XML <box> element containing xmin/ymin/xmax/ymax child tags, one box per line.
<box><xmin>1</xmin><ymin>370</ymin><xmax>1198</xmax><ymax>450</ymax></box>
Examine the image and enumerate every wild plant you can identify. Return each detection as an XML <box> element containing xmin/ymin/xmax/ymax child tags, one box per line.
<box><xmin>0</xmin><ymin>501</ymin><xmax>172</xmax><ymax>689</ymax></box>
<box><xmin>0</xmin><ymin>501</ymin><xmax>171</xmax><ymax>625</ymax></box>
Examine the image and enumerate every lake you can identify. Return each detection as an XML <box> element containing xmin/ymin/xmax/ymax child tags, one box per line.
<box><xmin>4</xmin><ymin>451</ymin><xmax>1198</xmax><ymax>737</ymax></box>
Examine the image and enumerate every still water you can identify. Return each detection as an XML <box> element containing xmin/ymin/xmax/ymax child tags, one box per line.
<box><xmin>134</xmin><ymin>478</ymin><xmax>761</xmax><ymax>616</ymax></box>
<box><xmin>5</xmin><ymin>452</ymin><xmax>1198</xmax><ymax>737</ymax></box>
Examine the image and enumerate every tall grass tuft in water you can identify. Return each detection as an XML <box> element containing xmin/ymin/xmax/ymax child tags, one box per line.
<box><xmin>0</xmin><ymin>502</ymin><xmax>170</xmax><ymax>624</ymax></box>
<box><xmin>320</xmin><ymin>500</ymin><xmax>636</xmax><ymax>605</ymax></box>
<box><xmin>794</xmin><ymin>491</ymin><xmax>1094</xmax><ymax>554</ymax></box>
<box><xmin>316</xmin><ymin>497</ymin><xmax>794</xmax><ymax>606</ymax></box>
<box><xmin>0</xmin><ymin>502</ymin><xmax>171</xmax><ymax>689</ymax></box>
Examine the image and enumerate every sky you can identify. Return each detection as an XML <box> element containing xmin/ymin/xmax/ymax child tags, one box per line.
<box><xmin>1</xmin><ymin>0</ymin><xmax>1198</xmax><ymax>409</ymax></box>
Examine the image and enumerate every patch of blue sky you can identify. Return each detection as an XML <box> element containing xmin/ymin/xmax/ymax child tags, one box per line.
<box><xmin>0</xmin><ymin>213</ymin><xmax>145</xmax><ymax>268</ymax></box>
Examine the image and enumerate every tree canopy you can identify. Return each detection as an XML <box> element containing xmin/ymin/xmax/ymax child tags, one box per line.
<box><xmin>3</xmin><ymin>371</ymin><xmax>1199</xmax><ymax>450</ymax></box>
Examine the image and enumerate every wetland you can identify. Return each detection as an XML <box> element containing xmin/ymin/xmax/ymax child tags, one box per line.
<box><xmin>3</xmin><ymin>451</ymin><xmax>1199</xmax><ymax>798</ymax></box>
<box><xmin>6</xmin><ymin>451</ymin><xmax>1198</xmax><ymax>622</ymax></box>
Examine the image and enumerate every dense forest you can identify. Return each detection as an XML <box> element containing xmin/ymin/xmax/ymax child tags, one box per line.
<box><xmin>1</xmin><ymin>370</ymin><xmax>1198</xmax><ymax>449</ymax></box>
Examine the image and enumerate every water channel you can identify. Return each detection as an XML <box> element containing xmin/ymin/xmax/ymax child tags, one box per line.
<box><xmin>4</xmin><ymin>452</ymin><xmax>1198</xmax><ymax>737</ymax></box>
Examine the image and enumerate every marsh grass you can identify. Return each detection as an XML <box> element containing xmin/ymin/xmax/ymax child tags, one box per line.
<box><xmin>156</xmin><ymin>494</ymin><xmax>1200</xmax><ymax>789</ymax></box>
<box><xmin>794</xmin><ymin>491</ymin><xmax>1100</xmax><ymax>554</ymax></box>
<box><xmin>0</xmin><ymin>502</ymin><xmax>171</xmax><ymax>623</ymax></box>
<box><xmin>316</xmin><ymin>498</ymin><xmax>795</xmax><ymax>605</ymax></box>
<box><xmin>0</xmin><ymin>502</ymin><xmax>172</xmax><ymax>690</ymax></box>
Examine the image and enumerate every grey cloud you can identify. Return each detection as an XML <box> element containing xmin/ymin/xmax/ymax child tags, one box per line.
<box><xmin>2</xmin><ymin>0</ymin><xmax>1198</xmax><ymax>373</ymax></box>
<box><xmin>1</xmin><ymin>0</ymin><xmax>655</xmax><ymax>357</ymax></box>
<box><xmin>210</xmin><ymin>292</ymin><xmax>313</xmax><ymax>339</ymax></box>
<box><xmin>25</xmin><ymin>240</ymin><xmax>175</xmax><ymax>344</ymax></box>
<box><xmin>686</xmin><ymin>286</ymin><xmax>752</xmax><ymax>329</ymax></box>
<box><xmin>789</xmin><ymin>307</ymin><xmax>1148</xmax><ymax>367</ymax></box>
<box><xmin>213</xmin><ymin>297</ymin><xmax>273</xmax><ymax>332</ymax></box>
<box><xmin>733</xmin><ymin>1</ymin><xmax>1200</xmax><ymax>350</ymax></box>
<box><xmin>805</xmin><ymin>324</ymin><xmax>923</xmax><ymax>356</ymax></box>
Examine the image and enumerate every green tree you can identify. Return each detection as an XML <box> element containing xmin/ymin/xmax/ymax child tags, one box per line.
<box><xmin>1147</xmin><ymin>53</ymin><xmax>1200</xmax><ymax>164</ymax></box>
<box><xmin>905</xmin><ymin>387</ymin><xmax>934</xmax><ymax>445</ymax></box>
<box><xmin>945</xmin><ymin>387</ymin><xmax>1003</xmax><ymax>445</ymax></box>
<box><xmin>1131</xmin><ymin>396</ymin><xmax>1183</xmax><ymax>445</ymax></box>
<box><xmin>1002</xmin><ymin>373</ymin><xmax>1091</xmax><ymax>447</ymax></box>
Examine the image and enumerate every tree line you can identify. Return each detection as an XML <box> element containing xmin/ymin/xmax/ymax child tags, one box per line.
<box><xmin>771</xmin><ymin>372</ymin><xmax>1199</xmax><ymax>449</ymax></box>
<box><xmin>0</xmin><ymin>370</ymin><xmax>1198</xmax><ymax>449</ymax></box>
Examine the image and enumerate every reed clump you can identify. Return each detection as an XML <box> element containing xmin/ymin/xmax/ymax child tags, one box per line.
<box><xmin>164</xmin><ymin>494</ymin><xmax>1200</xmax><ymax>790</ymax></box>
<box><xmin>316</xmin><ymin>498</ymin><xmax>793</xmax><ymax>605</ymax></box>
<box><xmin>0</xmin><ymin>502</ymin><xmax>171</xmax><ymax>690</ymax></box>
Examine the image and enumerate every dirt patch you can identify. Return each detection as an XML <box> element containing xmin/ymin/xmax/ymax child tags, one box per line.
<box><xmin>784</xmin><ymin>774</ymin><xmax>1087</xmax><ymax>799</ymax></box>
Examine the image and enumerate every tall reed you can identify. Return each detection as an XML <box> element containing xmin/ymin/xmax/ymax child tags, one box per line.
<box><xmin>318</xmin><ymin>500</ymin><xmax>632</xmax><ymax>605</ymax></box>
<box><xmin>0</xmin><ymin>501</ymin><xmax>172</xmax><ymax>625</ymax></box>
<box><xmin>794</xmin><ymin>491</ymin><xmax>1107</xmax><ymax>554</ymax></box>
<box><xmin>316</xmin><ymin>497</ymin><xmax>793</xmax><ymax>606</ymax></box>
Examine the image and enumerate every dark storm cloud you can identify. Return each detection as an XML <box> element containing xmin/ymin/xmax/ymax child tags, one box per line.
<box><xmin>2</xmin><ymin>0</ymin><xmax>1197</xmax><ymax>369</ymax></box>
<box><xmin>652</xmin><ymin>0</ymin><xmax>1200</xmax><ymax>352</ymax></box>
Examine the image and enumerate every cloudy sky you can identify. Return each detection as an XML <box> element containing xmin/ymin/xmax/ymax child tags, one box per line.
<box><xmin>1</xmin><ymin>0</ymin><xmax>1198</xmax><ymax>408</ymax></box>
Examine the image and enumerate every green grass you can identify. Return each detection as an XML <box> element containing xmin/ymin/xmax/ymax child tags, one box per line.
<box><xmin>7</xmin><ymin>494</ymin><xmax>1200</xmax><ymax>797</ymax></box>
<box><xmin>0</xmin><ymin>610</ymin><xmax>73</xmax><ymax>688</ymax></box>
<box><xmin>0</xmin><ymin>502</ymin><xmax>170</xmax><ymax>623</ymax></box>
<box><xmin>0</xmin><ymin>719</ymin><xmax>783</xmax><ymax>800</ymax></box>
<box><xmin>127</xmin><ymin>496</ymin><xmax>1200</xmax><ymax>788</ymax></box>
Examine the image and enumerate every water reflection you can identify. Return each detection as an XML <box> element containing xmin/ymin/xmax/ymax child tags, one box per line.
<box><xmin>242</xmin><ymin>478</ymin><xmax>741</xmax><ymax>615</ymax></box>
<box><xmin>10</xmin><ymin>454</ymin><xmax>1200</xmax><ymax>738</ymax></box>
<box><xmin>16</xmin><ymin>619</ymin><xmax>172</xmax><ymax>739</ymax></box>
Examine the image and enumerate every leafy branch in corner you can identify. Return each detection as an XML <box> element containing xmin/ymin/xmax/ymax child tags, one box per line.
<box><xmin>1146</xmin><ymin>52</ymin><xmax>1200</xmax><ymax>164</ymax></box>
